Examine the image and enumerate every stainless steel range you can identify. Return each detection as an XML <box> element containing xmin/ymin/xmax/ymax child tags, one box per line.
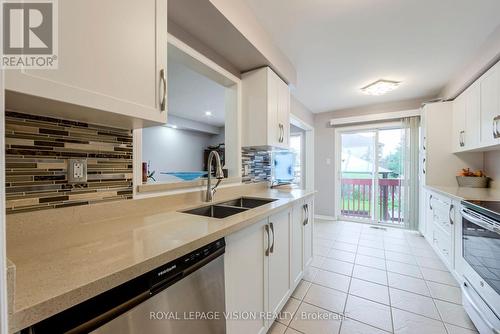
<box><xmin>461</xmin><ymin>200</ymin><xmax>500</xmax><ymax>334</ymax></box>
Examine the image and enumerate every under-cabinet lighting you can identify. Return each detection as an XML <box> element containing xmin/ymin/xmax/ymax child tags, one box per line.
<box><xmin>361</xmin><ymin>79</ymin><xmax>401</xmax><ymax>96</ymax></box>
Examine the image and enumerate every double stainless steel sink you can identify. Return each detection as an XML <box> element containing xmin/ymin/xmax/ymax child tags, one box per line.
<box><xmin>181</xmin><ymin>197</ymin><xmax>277</xmax><ymax>219</ymax></box>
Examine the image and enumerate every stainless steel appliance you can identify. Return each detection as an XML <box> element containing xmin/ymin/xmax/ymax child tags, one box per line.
<box><xmin>27</xmin><ymin>239</ymin><xmax>226</xmax><ymax>334</ymax></box>
<box><xmin>461</xmin><ymin>201</ymin><xmax>500</xmax><ymax>333</ymax></box>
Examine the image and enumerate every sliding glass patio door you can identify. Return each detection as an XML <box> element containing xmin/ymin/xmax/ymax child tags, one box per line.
<box><xmin>338</xmin><ymin>123</ymin><xmax>408</xmax><ymax>227</ymax></box>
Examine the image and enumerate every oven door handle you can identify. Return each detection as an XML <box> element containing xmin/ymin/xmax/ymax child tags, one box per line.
<box><xmin>461</xmin><ymin>208</ymin><xmax>500</xmax><ymax>234</ymax></box>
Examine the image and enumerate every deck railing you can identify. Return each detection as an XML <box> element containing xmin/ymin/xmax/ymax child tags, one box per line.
<box><xmin>340</xmin><ymin>178</ymin><xmax>403</xmax><ymax>223</ymax></box>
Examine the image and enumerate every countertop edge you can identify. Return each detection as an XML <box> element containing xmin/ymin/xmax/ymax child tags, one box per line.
<box><xmin>9</xmin><ymin>191</ymin><xmax>315</xmax><ymax>332</ymax></box>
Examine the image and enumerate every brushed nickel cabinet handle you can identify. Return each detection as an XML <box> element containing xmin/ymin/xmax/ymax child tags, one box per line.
<box><xmin>269</xmin><ymin>222</ymin><xmax>275</xmax><ymax>254</ymax></box>
<box><xmin>160</xmin><ymin>69</ymin><xmax>167</xmax><ymax>111</ymax></box>
<box><xmin>429</xmin><ymin>194</ymin><xmax>433</xmax><ymax>210</ymax></box>
<box><xmin>302</xmin><ymin>204</ymin><xmax>307</xmax><ymax>225</ymax></box>
<box><xmin>305</xmin><ymin>204</ymin><xmax>309</xmax><ymax>225</ymax></box>
<box><xmin>265</xmin><ymin>224</ymin><xmax>270</xmax><ymax>256</ymax></box>
<box><xmin>494</xmin><ymin>116</ymin><xmax>500</xmax><ymax>139</ymax></box>
<box><xmin>449</xmin><ymin>204</ymin><xmax>454</xmax><ymax>225</ymax></box>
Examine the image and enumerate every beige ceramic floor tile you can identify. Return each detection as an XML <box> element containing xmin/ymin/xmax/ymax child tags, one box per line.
<box><xmin>386</xmin><ymin>260</ymin><xmax>422</xmax><ymax>279</ymax></box>
<box><xmin>332</xmin><ymin>241</ymin><xmax>358</xmax><ymax>253</ymax></box>
<box><xmin>444</xmin><ymin>323</ymin><xmax>479</xmax><ymax>334</ymax></box>
<box><xmin>355</xmin><ymin>254</ymin><xmax>386</xmax><ymax>270</ymax></box>
<box><xmin>277</xmin><ymin>297</ymin><xmax>301</xmax><ymax>326</ymax></box>
<box><xmin>313</xmin><ymin>268</ymin><xmax>351</xmax><ymax>292</ymax></box>
<box><xmin>392</xmin><ymin>308</ymin><xmax>447</xmax><ymax>334</ymax></box>
<box><xmin>385</xmin><ymin>250</ymin><xmax>417</xmax><ymax>265</ymax></box>
<box><xmin>390</xmin><ymin>288</ymin><xmax>441</xmax><ymax>320</ymax></box>
<box><xmin>344</xmin><ymin>295</ymin><xmax>393</xmax><ymax>332</ymax></box>
<box><xmin>352</xmin><ymin>265</ymin><xmax>388</xmax><ymax>285</ymax></box>
<box><xmin>304</xmin><ymin>283</ymin><xmax>348</xmax><ymax>314</ymax></box>
<box><xmin>340</xmin><ymin>318</ymin><xmax>390</xmax><ymax>334</ymax></box>
<box><xmin>349</xmin><ymin>278</ymin><xmax>390</xmax><ymax>305</ymax></box>
<box><xmin>292</xmin><ymin>280</ymin><xmax>312</xmax><ymax>300</ymax></box>
<box><xmin>268</xmin><ymin>321</ymin><xmax>287</xmax><ymax>334</ymax></box>
<box><xmin>327</xmin><ymin>249</ymin><xmax>356</xmax><ymax>263</ymax></box>
<box><xmin>426</xmin><ymin>281</ymin><xmax>462</xmax><ymax>304</ymax></box>
<box><xmin>289</xmin><ymin>302</ymin><xmax>342</xmax><ymax>334</ymax></box>
<box><xmin>356</xmin><ymin>245</ymin><xmax>385</xmax><ymax>259</ymax></box>
<box><xmin>387</xmin><ymin>272</ymin><xmax>430</xmax><ymax>296</ymax></box>
<box><xmin>420</xmin><ymin>267</ymin><xmax>459</xmax><ymax>286</ymax></box>
<box><xmin>321</xmin><ymin>258</ymin><xmax>354</xmax><ymax>276</ymax></box>
<box><xmin>434</xmin><ymin>300</ymin><xmax>476</xmax><ymax>330</ymax></box>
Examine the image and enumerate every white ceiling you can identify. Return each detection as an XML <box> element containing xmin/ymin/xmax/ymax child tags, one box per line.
<box><xmin>242</xmin><ymin>0</ymin><xmax>500</xmax><ymax>113</ymax></box>
<box><xmin>168</xmin><ymin>58</ymin><xmax>226</xmax><ymax>126</ymax></box>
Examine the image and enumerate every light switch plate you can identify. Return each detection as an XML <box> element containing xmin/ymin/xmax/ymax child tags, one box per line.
<box><xmin>68</xmin><ymin>159</ymin><xmax>87</xmax><ymax>183</ymax></box>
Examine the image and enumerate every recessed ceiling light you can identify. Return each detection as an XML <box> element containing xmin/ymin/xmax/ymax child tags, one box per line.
<box><xmin>205</xmin><ymin>111</ymin><xmax>213</xmax><ymax>116</ymax></box>
<box><xmin>361</xmin><ymin>79</ymin><xmax>401</xmax><ymax>96</ymax></box>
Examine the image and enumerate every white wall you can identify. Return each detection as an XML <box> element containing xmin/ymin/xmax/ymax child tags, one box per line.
<box><xmin>142</xmin><ymin>126</ymin><xmax>219</xmax><ymax>182</ymax></box>
<box><xmin>485</xmin><ymin>151</ymin><xmax>500</xmax><ymax>189</ymax></box>
<box><xmin>314</xmin><ymin>97</ymin><xmax>429</xmax><ymax>217</ymax></box>
<box><xmin>291</xmin><ymin>96</ymin><xmax>314</xmax><ymax>126</ymax></box>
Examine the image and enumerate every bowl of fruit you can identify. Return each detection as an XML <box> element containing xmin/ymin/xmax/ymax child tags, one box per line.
<box><xmin>456</xmin><ymin>168</ymin><xmax>489</xmax><ymax>188</ymax></box>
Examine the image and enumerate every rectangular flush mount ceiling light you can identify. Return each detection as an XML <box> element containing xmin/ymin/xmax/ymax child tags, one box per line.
<box><xmin>361</xmin><ymin>79</ymin><xmax>401</xmax><ymax>96</ymax></box>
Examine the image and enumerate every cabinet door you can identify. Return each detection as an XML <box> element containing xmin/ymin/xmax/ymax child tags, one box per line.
<box><xmin>291</xmin><ymin>202</ymin><xmax>304</xmax><ymax>289</ymax></box>
<box><xmin>465</xmin><ymin>82</ymin><xmax>481</xmax><ymax>149</ymax></box>
<box><xmin>452</xmin><ymin>93</ymin><xmax>466</xmax><ymax>152</ymax></box>
<box><xmin>268</xmin><ymin>210</ymin><xmax>291</xmax><ymax>316</ymax></box>
<box><xmin>5</xmin><ymin>0</ymin><xmax>167</xmax><ymax>125</ymax></box>
<box><xmin>267</xmin><ymin>70</ymin><xmax>280</xmax><ymax>148</ymax></box>
<box><xmin>480</xmin><ymin>63</ymin><xmax>500</xmax><ymax>146</ymax></box>
<box><xmin>277</xmin><ymin>78</ymin><xmax>290</xmax><ymax>148</ymax></box>
<box><xmin>303</xmin><ymin>199</ymin><xmax>314</xmax><ymax>267</ymax></box>
<box><xmin>225</xmin><ymin>219</ymin><xmax>268</xmax><ymax>334</ymax></box>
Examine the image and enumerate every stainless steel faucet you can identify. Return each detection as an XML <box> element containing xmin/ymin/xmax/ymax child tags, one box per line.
<box><xmin>206</xmin><ymin>150</ymin><xmax>224</xmax><ymax>202</ymax></box>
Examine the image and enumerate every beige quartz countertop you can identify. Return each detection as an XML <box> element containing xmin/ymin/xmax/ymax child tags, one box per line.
<box><xmin>6</xmin><ymin>183</ymin><xmax>314</xmax><ymax>333</ymax></box>
<box><xmin>424</xmin><ymin>185</ymin><xmax>500</xmax><ymax>201</ymax></box>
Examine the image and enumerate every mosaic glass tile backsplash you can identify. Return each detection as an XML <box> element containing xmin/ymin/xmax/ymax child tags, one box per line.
<box><xmin>5</xmin><ymin>111</ymin><xmax>133</xmax><ymax>214</ymax></box>
<box><xmin>241</xmin><ymin>148</ymin><xmax>271</xmax><ymax>183</ymax></box>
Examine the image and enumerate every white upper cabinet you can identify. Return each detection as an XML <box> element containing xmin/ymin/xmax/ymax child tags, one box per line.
<box><xmin>452</xmin><ymin>93</ymin><xmax>466</xmax><ymax>152</ymax></box>
<box><xmin>452</xmin><ymin>59</ymin><xmax>500</xmax><ymax>152</ymax></box>
<box><xmin>5</xmin><ymin>0</ymin><xmax>168</xmax><ymax>129</ymax></box>
<box><xmin>452</xmin><ymin>82</ymin><xmax>480</xmax><ymax>152</ymax></box>
<box><xmin>480</xmin><ymin>62</ymin><xmax>500</xmax><ymax>147</ymax></box>
<box><xmin>242</xmin><ymin>67</ymin><xmax>290</xmax><ymax>149</ymax></box>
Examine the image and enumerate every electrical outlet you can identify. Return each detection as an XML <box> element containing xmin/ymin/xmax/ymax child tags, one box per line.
<box><xmin>68</xmin><ymin>159</ymin><xmax>87</xmax><ymax>183</ymax></box>
<box><xmin>243</xmin><ymin>164</ymin><xmax>250</xmax><ymax>176</ymax></box>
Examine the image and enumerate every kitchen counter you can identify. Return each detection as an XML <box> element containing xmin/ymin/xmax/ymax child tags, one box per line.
<box><xmin>6</xmin><ymin>183</ymin><xmax>314</xmax><ymax>333</ymax></box>
<box><xmin>425</xmin><ymin>185</ymin><xmax>500</xmax><ymax>201</ymax></box>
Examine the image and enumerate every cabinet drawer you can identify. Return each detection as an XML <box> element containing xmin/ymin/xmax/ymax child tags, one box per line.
<box><xmin>432</xmin><ymin>223</ymin><xmax>453</xmax><ymax>266</ymax></box>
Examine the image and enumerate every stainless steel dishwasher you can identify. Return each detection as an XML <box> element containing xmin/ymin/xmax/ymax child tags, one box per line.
<box><xmin>27</xmin><ymin>239</ymin><xmax>226</xmax><ymax>334</ymax></box>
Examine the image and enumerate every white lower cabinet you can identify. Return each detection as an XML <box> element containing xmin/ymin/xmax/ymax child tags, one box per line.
<box><xmin>225</xmin><ymin>197</ymin><xmax>314</xmax><ymax>334</ymax></box>
<box><xmin>291</xmin><ymin>201</ymin><xmax>305</xmax><ymax>290</ymax></box>
<box><xmin>268</xmin><ymin>210</ymin><xmax>291</xmax><ymax>317</ymax></box>
<box><xmin>423</xmin><ymin>189</ymin><xmax>458</xmax><ymax>270</ymax></box>
<box><xmin>225</xmin><ymin>219</ymin><xmax>268</xmax><ymax>334</ymax></box>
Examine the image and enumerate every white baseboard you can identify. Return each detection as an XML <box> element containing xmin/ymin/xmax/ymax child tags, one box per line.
<box><xmin>314</xmin><ymin>214</ymin><xmax>336</xmax><ymax>221</ymax></box>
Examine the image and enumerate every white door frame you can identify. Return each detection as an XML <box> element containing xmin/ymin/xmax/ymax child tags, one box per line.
<box><xmin>290</xmin><ymin>114</ymin><xmax>314</xmax><ymax>192</ymax></box>
<box><xmin>334</xmin><ymin>121</ymin><xmax>402</xmax><ymax>226</ymax></box>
